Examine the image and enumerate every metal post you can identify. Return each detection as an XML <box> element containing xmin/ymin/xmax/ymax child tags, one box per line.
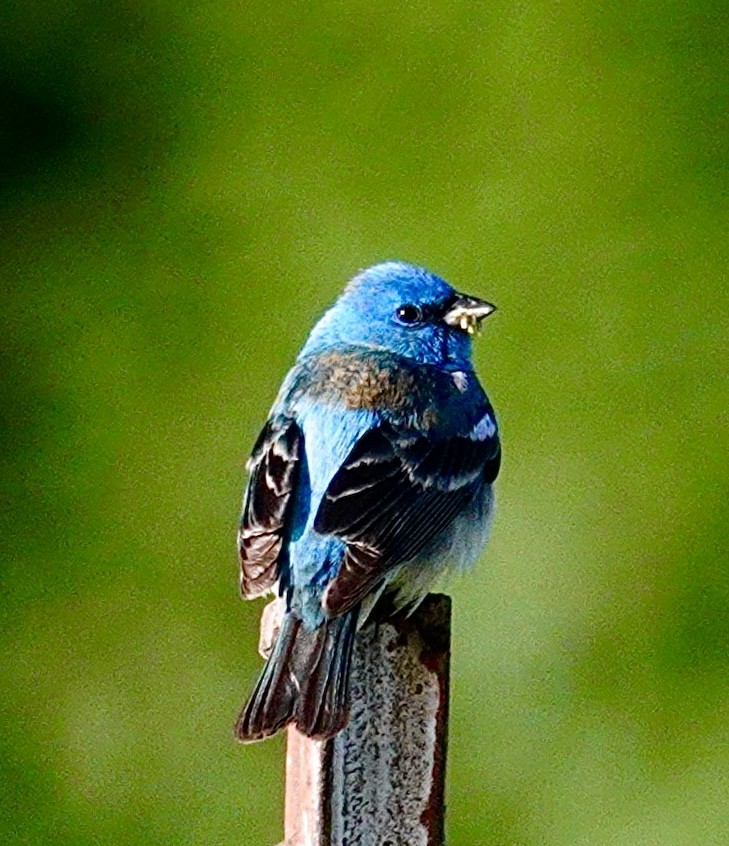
<box><xmin>268</xmin><ymin>594</ymin><xmax>451</xmax><ymax>846</ymax></box>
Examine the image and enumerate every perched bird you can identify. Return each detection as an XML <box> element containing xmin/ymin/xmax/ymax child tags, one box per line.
<box><xmin>235</xmin><ymin>261</ymin><xmax>500</xmax><ymax>742</ymax></box>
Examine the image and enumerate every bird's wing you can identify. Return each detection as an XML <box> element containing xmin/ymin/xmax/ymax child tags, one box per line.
<box><xmin>238</xmin><ymin>417</ymin><xmax>302</xmax><ymax>598</ymax></box>
<box><xmin>314</xmin><ymin>416</ymin><xmax>500</xmax><ymax>615</ymax></box>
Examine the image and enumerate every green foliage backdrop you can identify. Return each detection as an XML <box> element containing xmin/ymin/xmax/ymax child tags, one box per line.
<box><xmin>2</xmin><ymin>2</ymin><xmax>727</xmax><ymax>843</ymax></box>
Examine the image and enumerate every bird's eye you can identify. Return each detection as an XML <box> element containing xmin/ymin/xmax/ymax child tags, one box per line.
<box><xmin>395</xmin><ymin>304</ymin><xmax>423</xmax><ymax>325</ymax></box>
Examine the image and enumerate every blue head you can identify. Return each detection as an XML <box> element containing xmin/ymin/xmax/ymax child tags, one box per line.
<box><xmin>299</xmin><ymin>261</ymin><xmax>496</xmax><ymax>370</ymax></box>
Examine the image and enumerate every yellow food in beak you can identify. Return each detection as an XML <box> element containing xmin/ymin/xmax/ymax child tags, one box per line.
<box><xmin>459</xmin><ymin>314</ymin><xmax>480</xmax><ymax>335</ymax></box>
<box><xmin>444</xmin><ymin>295</ymin><xmax>496</xmax><ymax>335</ymax></box>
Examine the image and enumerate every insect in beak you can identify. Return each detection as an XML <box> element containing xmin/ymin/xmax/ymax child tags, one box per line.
<box><xmin>443</xmin><ymin>295</ymin><xmax>497</xmax><ymax>335</ymax></box>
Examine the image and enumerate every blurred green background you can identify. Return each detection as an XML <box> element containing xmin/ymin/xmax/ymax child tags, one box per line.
<box><xmin>1</xmin><ymin>1</ymin><xmax>727</xmax><ymax>844</ymax></box>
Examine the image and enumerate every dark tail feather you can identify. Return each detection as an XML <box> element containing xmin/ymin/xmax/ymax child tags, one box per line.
<box><xmin>235</xmin><ymin>608</ymin><xmax>359</xmax><ymax>743</ymax></box>
<box><xmin>235</xmin><ymin>614</ymin><xmax>300</xmax><ymax>742</ymax></box>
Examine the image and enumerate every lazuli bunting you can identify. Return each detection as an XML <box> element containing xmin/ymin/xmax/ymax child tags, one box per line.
<box><xmin>235</xmin><ymin>261</ymin><xmax>500</xmax><ymax>742</ymax></box>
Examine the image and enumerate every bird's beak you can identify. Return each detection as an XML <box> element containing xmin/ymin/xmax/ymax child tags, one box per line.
<box><xmin>443</xmin><ymin>294</ymin><xmax>497</xmax><ymax>335</ymax></box>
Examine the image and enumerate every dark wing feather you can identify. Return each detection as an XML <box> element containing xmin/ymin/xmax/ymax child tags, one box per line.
<box><xmin>238</xmin><ymin>417</ymin><xmax>302</xmax><ymax>598</ymax></box>
<box><xmin>315</xmin><ymin>423</ymin><xmax>500</xmax><ymax>615</ymax></box>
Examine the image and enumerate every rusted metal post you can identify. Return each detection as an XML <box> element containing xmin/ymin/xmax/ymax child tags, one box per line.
<box><xmin>268</xmin><ymin>594</ymin><xmax>451</xmax><ymax>846</ymax></box>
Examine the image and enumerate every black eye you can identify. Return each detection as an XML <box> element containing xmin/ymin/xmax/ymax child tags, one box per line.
<box><xmin>395</xmin><ymin>304</ymin><xmax>423</xmax><ymax>325</ymax></box>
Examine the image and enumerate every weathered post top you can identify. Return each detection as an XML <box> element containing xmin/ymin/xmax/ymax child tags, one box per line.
<box><xmin>265</xmin><ymin>593</ymin><xmax>451</xmax><ymax>846</ymax></box>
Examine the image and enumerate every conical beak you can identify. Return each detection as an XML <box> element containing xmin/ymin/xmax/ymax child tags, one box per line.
<box><xmin>443</xmin><ymin>294</ymin><xmax>497</xmax><ymax>335</ymax></box>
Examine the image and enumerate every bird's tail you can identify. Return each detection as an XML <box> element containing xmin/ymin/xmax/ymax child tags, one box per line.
<box><xmin>235</xmin><ymin>608</ymin><xmax>359</xmax><ymax>743</ymax></box>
